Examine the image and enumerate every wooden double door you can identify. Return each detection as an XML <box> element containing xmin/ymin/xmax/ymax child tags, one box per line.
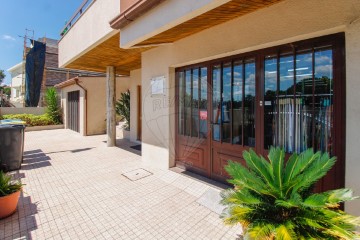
<box><xmin>175</xmin><ymin>33</ymin><xmax>345</xmax><ymax>191</ymax></box>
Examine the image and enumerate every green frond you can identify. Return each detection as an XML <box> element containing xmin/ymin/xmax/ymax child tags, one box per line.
<box><xmin>222</xmin><ymin>205</ymin><xmax>253</xmax><ymax>226</ymax></box>
<box><xmin>226</xmin><ymin>161</ymin><xmax>277</xmax><ymax>198</ymax></box>
<box><xmin>276</xmin><ymin>192</ymin><xmax>302</xmax><ymax>208</ymax></box>
<box><xmin>243</xmin><ymin>149</ymin><xmax>274</xmax><ymax>189</ymax></box>
<box><xmin>268</xmin><ymin>147</ymin><xmax>285</xmax><ymax>195</ymax></box>
<box><xmin>324</xmin><ymin>224</ymin><xmax>357</xmax><ymax>240</ymax></box>
<box><xmin>221</xmin><ymin>147</ymin><xmax>359</xmax><ymax>239</ymax></box>
<box><xmin>302</xmin><ymin>193</ymin><xmax>328</xmax><ymax>208</ymax></box>
<box><xmin>283</xmin><ymin>152</ymin><xmax>299</xmax><ymax>184</ymax></box>
<box><xmin>246</xmin><ymin>222</ymin><xmax>275</xmax><ymax>240</ymax></box>
<box><xmin>326</xmin><ymin>188</ymin><xmax>358</xmax><ymax>205</ymax></box>
<box><xmin>289</xmin><ymin>153</ymin><xmax>336</xmax><ymax>194</ymax></box>
<box><xmin>221</xmin><ymin>188</ymin><xmax>262</xmax><ymax>206</ymax></box>
<box><xmin>275</xmin><ymin>223</ymin><xmax>296</xmax><ymax>240</ymax></box>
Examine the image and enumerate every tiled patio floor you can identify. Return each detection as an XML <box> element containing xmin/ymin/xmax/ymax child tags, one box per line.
<box><xmin>0</xmin><ymin>129</ymin><xmax>242</xmax><ymax>239</ymax></box>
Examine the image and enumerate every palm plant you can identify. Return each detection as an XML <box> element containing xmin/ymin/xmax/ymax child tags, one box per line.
<box><xmin>115</xmin><ymin>90</ymin><xmax>130</xmax><ymax>130</ymax></box>
<box><xmin>0</xmin><ymin>171</ymin><xmax>23</xmax><ymax>197</ymax></box>
<box><xmin>221</xmin><ymin>147</ymin><xmax>360</xmax><ymax>239</ymax></box>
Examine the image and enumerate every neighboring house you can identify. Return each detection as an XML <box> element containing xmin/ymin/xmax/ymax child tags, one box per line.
<box><xmin>58</xmin><ymin>0</ymin><xmax>360</xmax><ymax>215</ymax></box>
<box><xmin>7</xmin><ymin>62</ymin><xmax>24</xmax><ymax>107</ymax></box>
<box><xmin>55</xmin><ymin>76</ymin><xmax>130</xmax><ymax>136</ymax></box>
<box><xmin>6</xmin><ymin>38</ymin><xmax>107</xmax><ymax>107</ymax></box>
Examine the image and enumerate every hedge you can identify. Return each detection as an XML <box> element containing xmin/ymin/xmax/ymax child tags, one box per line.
<box><xmin>0</xmin><ymin>114</ymin><xmax>57</xmax><ymax>126</ymax></box>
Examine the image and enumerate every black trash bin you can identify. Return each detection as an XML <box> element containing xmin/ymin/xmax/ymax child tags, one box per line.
<box><xmin>0</xmin><ymin>124</ymin><xmax>26</xmax><ymax>171</ymax></box>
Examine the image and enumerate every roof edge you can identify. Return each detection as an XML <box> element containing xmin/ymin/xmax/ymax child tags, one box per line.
<box><xmin>110</xmin><ymin>0</ymin><xmax>166</xmax><ymax>29</ymax></box>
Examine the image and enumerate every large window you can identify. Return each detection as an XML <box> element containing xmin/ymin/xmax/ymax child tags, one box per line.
<box><xmin>178</xmin><ymin>67</ymin><xmax>208</xmax><ymax>138</ymax></box>
<box><xmin>264</xmin><ymin>48</ymin><xmax>334</xmax><ymax>154</ymax></box>
<box><xmin>212</xmin><ymin>60</ymin><xmax>256</xmax><ymax>146</ymax></box>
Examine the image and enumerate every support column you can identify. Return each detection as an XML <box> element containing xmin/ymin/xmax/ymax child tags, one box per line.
<box><xmin>106</xmin><ymin>66</ymin><xmax>116</xmax><ymax>147</ymax></box>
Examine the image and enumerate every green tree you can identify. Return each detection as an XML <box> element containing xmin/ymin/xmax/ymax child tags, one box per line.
<box><xmin>115</xmin><ymin>90</ymin><xmax>130</xmax><ymax>130</ymax></box>
<box><xmin>0</xmin><ymin>70</ymin><xmax>5</xmax><ymax>85</ymax></box>
<box><xmin>45</xmin><ymin>87</ymin><xmax>62</xmax><ymax>124</ymax></box>
<box><xmin>221</xmin><ymin>147</ymin><xmax>360</xmax><ymax>239</ymax></box>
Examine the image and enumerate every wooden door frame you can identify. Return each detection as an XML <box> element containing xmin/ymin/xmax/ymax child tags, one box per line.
<box><xmin>175</xmin><ymin>32</ymin><xmax>345</xmax><ymax>190</ymax></box>
<box><xmin>137</xmin><ymin>85</ymin><xmax>142</xmax><ymax>141</ymax></box>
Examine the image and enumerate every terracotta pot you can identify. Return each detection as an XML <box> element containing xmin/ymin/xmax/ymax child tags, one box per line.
<box><xmin>0</xmin><ymin>191</ymin><xmax>21</xmax><ymax>219</ymax></box>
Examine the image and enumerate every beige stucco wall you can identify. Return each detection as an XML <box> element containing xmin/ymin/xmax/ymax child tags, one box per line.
<box><xmin>140</xmin><ymin>0</ymin><xmax>360</xmax><ymax>214</ymax></box>
<box><xmin>60</xmin><ymin>76</ymin><xmax>130</xmax><ymax>136</ymax></box>
<box><xmin>345</xmin><ymin>19</ymin><xmax>360</xmax><ymax>215</ymax></box>
<box><xmin>129</xmin><ymin>69</ymin><xmax>141</xmax><ymax>142</ymax></box>
<box><xmin>58</xmin><ymin>0</ymin><xmax>120</xmax><ymax>67</ymax></box>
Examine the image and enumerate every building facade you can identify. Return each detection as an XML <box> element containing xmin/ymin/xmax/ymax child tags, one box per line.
<box><xmin>58</xmin><ymin>0</ymin><xmax>360</xmax><ymax>215</ymax></box>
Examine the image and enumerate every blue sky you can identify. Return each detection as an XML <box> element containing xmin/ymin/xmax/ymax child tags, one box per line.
<box><xmin>0</xmin><ymin>0</ymin><xmax>82</xmax><ymax>85</ymax></box>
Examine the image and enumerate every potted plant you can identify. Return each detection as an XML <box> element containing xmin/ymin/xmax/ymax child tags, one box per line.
<box><xmin>115</xmin><ymin>90</ymin><xmax>130</xmax><ymax>139</ymax></box>
<box><xmin>0</xmin><ymin>171</ymin><xmax>23</xmax><ymax>219</ymax></box>
<box><xmin>221</xmin><ymin>147</ymin><xmax>360</xmax><ymax>239</ymax></box>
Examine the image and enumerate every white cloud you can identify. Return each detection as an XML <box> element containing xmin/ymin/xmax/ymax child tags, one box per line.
<box><xmin>2</xmin><ymin>35</ymin><xmax>16</xmax><ymax>41</ymax></box>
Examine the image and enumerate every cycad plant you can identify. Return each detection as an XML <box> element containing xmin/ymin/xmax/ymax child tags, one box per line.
<box><xmin>0</xmin><ymin>171</ymin><xmax>23</xmax><ymax>197</ymax></box>
<box><xmin>221</xmin><ymin>147</ymin><xmax>360</xmax><ymax>239</ymax></box>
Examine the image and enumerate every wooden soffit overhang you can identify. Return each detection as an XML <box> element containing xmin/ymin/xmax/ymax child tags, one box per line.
<box><xmin>64</xmin><ymin>34</ymin><xmax>151</xmax><ymax>75</ymax></box>
<box><xmin>111</xmin><ymin>0</ymin><xmax>284</xmax><ymax>48</ymax></box>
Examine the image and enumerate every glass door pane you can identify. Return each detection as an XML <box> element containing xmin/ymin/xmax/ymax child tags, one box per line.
<box><xmin>192</xmin><ymin>69</ymin><xmax>199</xmax><ymax>138</ymax></box>
<box><xmin>244</xmin><ymin>60</ymin><xmax>256</xmax><ymax>147</ymax></box>
<box><xmin>222</xmin><ymin>63</ymin><xmax>232</xmax><ymax>143</ymax></box>
<box><xmin>232</xmin><ymin>61</ymin><xmax>243</xmax><ymax>145</ymax></box>
<box><xmin>199</xmin><ymin>67</ymin><xmax>208</xmax><ymax>138</ymax></box>
<box><xmin>279</xmin><ymin>55</ymin><xmax>294</xmax><ymax>152</ymax></box>
<box><xmin>185</xmin><ymin>70</ymin><xmax>192</xmax><ymax>136</ymax></box>
<box><xmin>212</xmin><ymin>65</ymin><xmax>221</xmax><ymax>141</ymax></box>
<box><xmin>314</xmin><ymin>49</ymin><xmax>333</xmax><ymax>154</ymax></box>
<box><xmin>264</xmin><ymin>56</ymin><xmax>277</xmax><ymax>149</ymax></box>
<box><xmin>295</xmin><ymin>52</ymin><xmax>313</xmax><ymax>152</ymax></box>
<box><xmin>178</xmin><ymin>71</ymin><xmax>185</xmax><ymax>135</ymax></box>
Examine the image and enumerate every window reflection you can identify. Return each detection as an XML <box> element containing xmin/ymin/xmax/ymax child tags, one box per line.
<box><xmin>264</xmin><ymin>49</ymin><xmax>334</xmax><ymax>154</ymax></box>
<box><xmin>232</xmin><ymin>61</ymin><xmax>243</xmax><ymax>145</ymax></box>
<box><xmin>212</xmin><ymin>65</ymin><xmax>221</xmax><ymax>141</ymax></box>
<box><xmin>222</xmin><ymin>63</ymin><xmax>231</xmax><ymax>143</ymax></box>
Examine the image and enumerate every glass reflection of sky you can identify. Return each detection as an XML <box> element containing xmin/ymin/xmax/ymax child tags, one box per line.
<box><xmin>192</xmin><ymin>69</ymin><xmax>199</xmax><ymax>101</ymax></box>
<box><xmin>280</xmin><ymin>55</ymin><xmax>294</xmax><ymax>94</ymax></box>
<box><xmin>245</xmin><ymin>62</ymin><xmax>255</xmax><ymax>96</ymax></box>
<box><xmin>265</xmin><ymin>57</ymin><xmax>277</xmax><ymax>93</ymax></box>
<box><xmin>223</xmin><ymin>63</ymin><xmax>231</xmax><ymax>102</ymax></box>
<box><xmin>315</xmin><ymin>49</ymin><xmax>332</xmax><ymax>79</ymax></box>
<box><xmin>200</xmin><ymin>68</ymin><xmax>207</xmax><ymax>102</ymax></box>
<box><xmin>296</xmin><ymin>52</ymin><xmax>313</xmax><ymax>83</ymax></box>
<box><xmin>233</xmin><ymin>63</ymin><xmax>243</xmax><ymax>102</ymax></box>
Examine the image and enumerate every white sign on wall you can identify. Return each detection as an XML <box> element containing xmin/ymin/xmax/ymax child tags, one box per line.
<box><xmin>151</xmin><ymin>76</ymin><xmax>166</xmax><ymax>95</ymax></box>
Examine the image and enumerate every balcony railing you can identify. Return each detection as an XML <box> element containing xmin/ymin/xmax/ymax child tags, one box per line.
<box><xmin>59</xmin><ymin>0</ymin><xmax>96</xmax><ymax>39</ymax></box>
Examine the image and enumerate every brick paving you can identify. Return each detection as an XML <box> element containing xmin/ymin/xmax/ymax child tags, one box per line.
<box><xmin>0</xmin><ymin>129</ymin><xmax>242</xmax><ymax>239</ymax></box>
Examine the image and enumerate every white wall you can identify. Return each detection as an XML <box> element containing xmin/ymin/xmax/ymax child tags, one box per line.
<box><xmin>58</xmin><ymin>0</ymin><xmax>120</xmax><ymax>67</ymax></box>
<box><xmin>345</xmin><ymin>19</ymin><xmax>360</xmax><ymax>215</ymax></box>
<box><xmin>139</xmin><ymin>0</ymin><xmax>360</xmax><ymax>214</ymax></box>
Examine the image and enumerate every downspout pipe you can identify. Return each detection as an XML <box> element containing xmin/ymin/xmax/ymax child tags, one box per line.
<box><xmin>74</xmin><ymin>78</ymin><xmax>88</xmax><ymax>136</ymax></box>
